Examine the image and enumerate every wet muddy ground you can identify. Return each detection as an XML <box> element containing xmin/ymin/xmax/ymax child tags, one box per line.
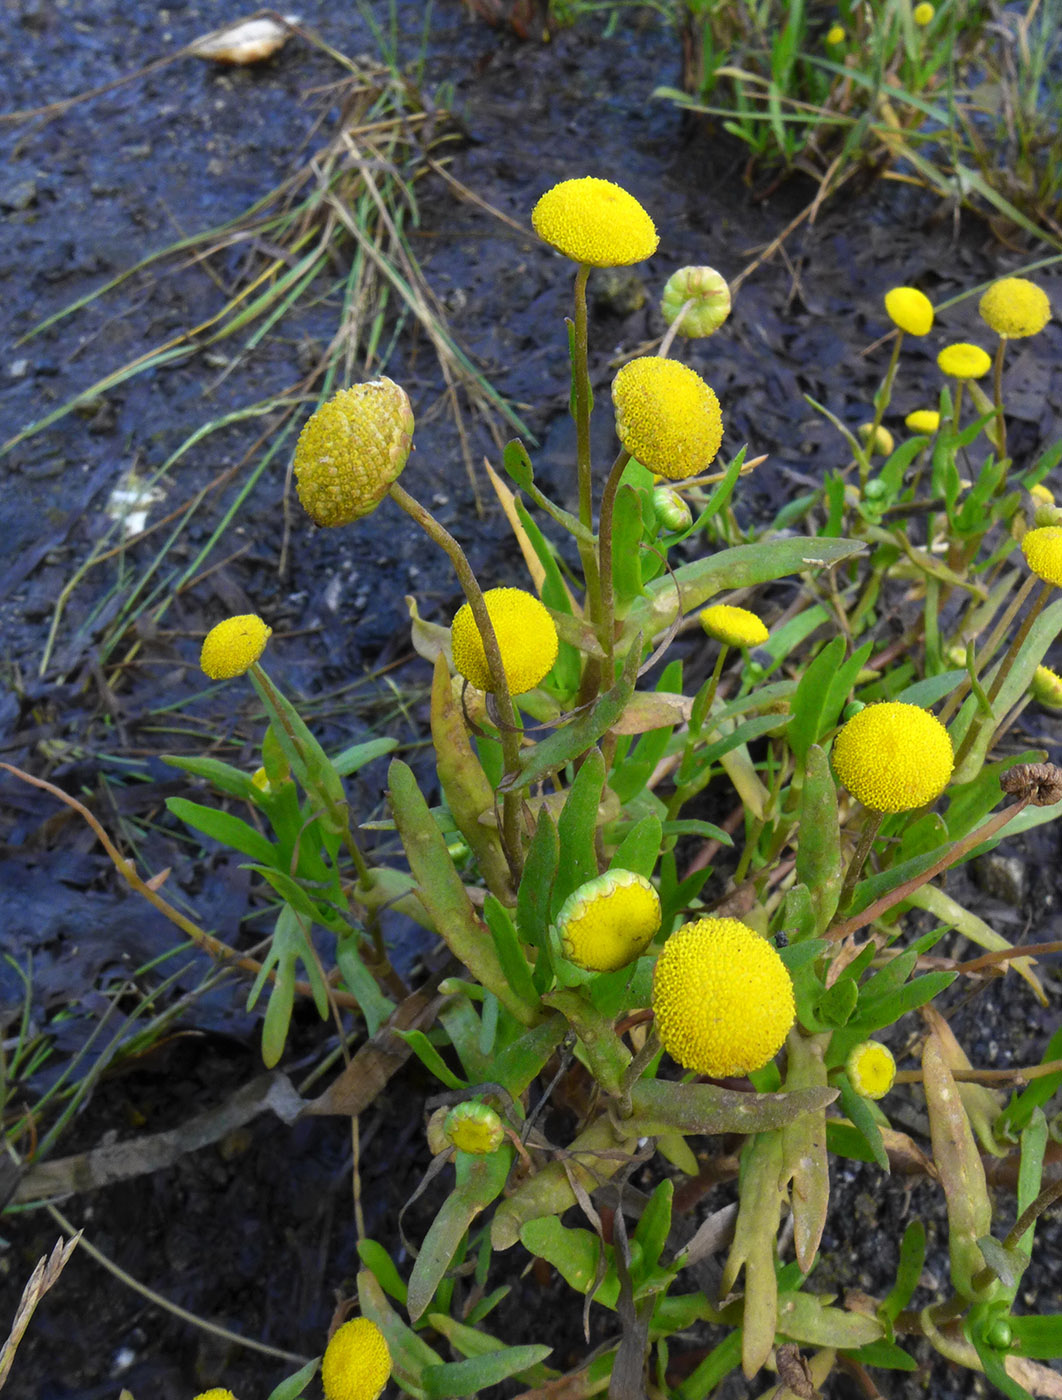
<box><xmin>1</xmin><ymin>2</ymin><xmax>1061</xmax><ymax>1397</ymax></box>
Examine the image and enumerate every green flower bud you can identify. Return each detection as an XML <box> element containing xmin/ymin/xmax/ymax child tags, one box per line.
<box><xmin>660</xmin><ymin>265</ymin><xmax>731</xmax><ymax>338</ymax></box>
<box><xmin>652</xmin><ymin>485</ymin><xmax>693</xmax><ymax>532</ymax></box>
<box><xmin>986</xmin><ymin>1318</ymin><xmax>1013</xmax><ymax>1350</ymax></box>
<box><xmin>1030</xmin><ymin>664</ymin><xmax>1062</xmax><ymax>709</ymax></box>
<box><xmin>846</xmin><ymin>1040</ymin><xmax>897</xmax><ymax>1099</ymax></box>
<box><xmin>445</xmin><ymin>1101</ymin><xmax>506</xmax><ymax>1155</ymax></box>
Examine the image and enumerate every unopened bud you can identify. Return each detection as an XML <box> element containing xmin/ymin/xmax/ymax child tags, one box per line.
<box><xmin>1034</xmin><ymin>502</ymin><xmax>1062</xmax><ymax>528</ymax></box>
<box><xmin>294</xmin><ymin>379</ymin><xmax>414</xmax><ymax>527</ymax></box>
<box><xmin>445</xmin><ymin>1101</ymin><xmax>506</xmax><ymax>1155</ymax></box>
<box><xmin>1030</xmin><ymin>664</ymin><xmax>1062</xmax><ymax>709</ymax></box>
<box><xmin>652</xmin><ymin>485</ymin><xmax>693</xmax><ymax>532</ymax></box>
<box><xmin>660</xmin><ymin>266</ymin><xmax>731</xmax><ymax>338</ymax></box>
<box><xmin>858</xmin><ymin>423</ymin><xmax>895</xmax><ymax>456</ymax></box>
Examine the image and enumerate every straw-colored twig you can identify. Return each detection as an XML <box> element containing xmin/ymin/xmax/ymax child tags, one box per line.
<box><xmin>0</xmin><ymin>1232</ymin><xmax>81</xmax><ymax>1391</ymax></box>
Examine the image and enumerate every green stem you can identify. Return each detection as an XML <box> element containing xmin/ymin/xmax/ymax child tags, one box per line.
<box><xmin>938</xmin><ymin>572</ymin><xmax>1037</xmax><ymax>727</ymax></box>
<box><xmin>597</xmin><ymin>448</ymin><xmax>632</xmax><ymax>679</ymax></box>
<box><xmin>837</xmin><ymin>808</ymin><xmax>885</xmax><ymax>915</ymax></box>
<box><xmin>389</xmin><ymin>482</ymin><xmax>525</xmax><ymax>879</ymax></box>
<box><xmin>572</xmin><ymin>264</ymin><xmax>603</xmax><ymax>635</ymax></box>
<box><xmin>863</xmin><ymin>331</ymin><xmax>903</xmax><ymax>485</ymax></box>
<box><xmin>951</xmin><ymin>381</ymin><xmax>965</xmax><ymax>433</ymax></box>
<box><xmin>992</xmin><ymin>336</ymin><xmax>1007</xmax><ymax>460</ymax></box>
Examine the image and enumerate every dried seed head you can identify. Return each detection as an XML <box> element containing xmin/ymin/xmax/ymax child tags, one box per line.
<box><xmin>999</xmin><ymin>762</ymin><xmax>1062</xmax><ymax>806</ymax></box>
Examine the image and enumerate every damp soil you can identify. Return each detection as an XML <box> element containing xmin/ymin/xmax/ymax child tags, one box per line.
<box><xmin>1</xmin><ymin>4</ymin><xmax>1061</xmax><ymax>1399</ymax></box>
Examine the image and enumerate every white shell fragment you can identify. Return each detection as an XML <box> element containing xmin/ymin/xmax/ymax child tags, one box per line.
<box><xmin>191</xmin><ymin>15</ymin><xmax>299</xmax><ymax>65</ymax></box>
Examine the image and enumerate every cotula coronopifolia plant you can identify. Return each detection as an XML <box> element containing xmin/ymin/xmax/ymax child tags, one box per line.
<box><xmin>169</xmin><ymin>180</ymin><xmax>1062</xmax><ymax>1400</ymax></box>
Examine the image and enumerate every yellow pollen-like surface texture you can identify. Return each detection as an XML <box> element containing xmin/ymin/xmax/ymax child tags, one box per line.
<box><xmin>294</xmin><ymin>379</ymin><xmax>413</xmax><ymax>527</ymax></box>
<box><xmin>200</xmin><ymin>615</ymin><xmax>271</xmax><ymax>680</ymax></box>
<box><xmin>651</xmin><ymin>918</ymin><xmax>795</xmax><ymax>1077</ymax></box>
<box><xmin>531</xmin><ymin>177</ymin><xmax>658</xmax><ymax>267</ymax></box>
<box><xmin>979</xmin><ymin>278</ymin><xmax>1051</xmax><ymax>338</ymax></box>
<box><xmin>556</xmin><ymin>870</ymin><xmax>662</xmax><ymax>972</ymax></box>
<box><xmin>450</xmin><ymin>587</ymin><xmax>559</xmax><ymax>696</ymax></box>
<box><xmin>612</xmin><ymin>357</ymin><xmax>723</xmax><ymax>480</ymax></box>
<box><xmin>321</xmin><ymin>1318</ymin><xmax>393</xmax><ymax>1400</ymax></box>
<box><xmin>831</xmin><ymin>701</ymin><xmax>953</xmax><ymax>813</ymax></box>
<box><xmin>937</xmin><ymin>343</ymin><xmax>991</xmax><ymax>380</ymax></box>
<box><xmin>846</xmin><ymin>1041</ymin><xmax>896</xmax><ymax>1099</ymax></box>
<box><xmin>1022</xmin><ymin>526</ymin><xmax>1062</xmax><ymax>587</ymax></box>
<box><xmin>884</xmin><ymin>286</ymin><xmax>934</xmax><ymax>336</ymax></box>
<box><xmin>699</xmin><ymin>604</ymin><xmax>768</xmax><ymax>649</ymax></box>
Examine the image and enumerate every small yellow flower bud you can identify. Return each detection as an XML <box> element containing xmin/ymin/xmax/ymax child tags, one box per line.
<box><xmin>1030</xmin><ymin>483</ymin><xmax>1055</xmax><ymax>507</ymax></box>
<box><xmin>1022</xmin><ymin>525</ymin><xmax>1062</xmax><ymax>587</ymax></box>
<box><xmin>699</xmin><ymin>603</ymin><xmax>768</xmax><ymax>648</ymax></box>
<box><xmin>979</xmin><ymin>278</ymin><xmax>1051</xmax><ymax>339</ymax></box>
<box><xmin>1030</xmin><ymin>664</ymin><xmax>1062</xmax><ymax>709</ymax></box>
<box><xmin>251</xmin><ymin>766</ymin><xmax>272</xmax><ymax>794</ymax></box>
<box><xmin>652</xmin><ymin>485</ymin><xmax>693</xmax><ymax>531</ymax></box>
<box><xmin>652</xmin><ymin>918</ymin><xmax>795</xmax><ymax>1077</ymax></box>
<box><xmin>531</xmin><ymin>177</ymin><xmax>658</xmax><ymax>268</ymax></box>
<box><xmin>826</xmin><ymin>23</ymin><xmax>845</xmax><ymax>44</ymax></box>
<box><xmin>321</xmin><ymin>1318</ymin><xmax>392</xmax><ymax>1400</ymax></box>
<box><xmin>832</xmin><ymin>701</ymin><xmax>953</xmax><ymax>813</ymax></box>
<box><xmin>444</xmin><ymin>1101</ymin><xmax>506</xmax><ymax>1155</ymax></box>
<box><xmin>294</xmin><ymin>380</ymin><xmax>414</xmax><ymax>527</ymax></box>
<box><xmin>884</xmin><ymin>286</ymin><xmax>934</xmax><ymax>336</ymax></box>
<box><xmin>858</xmin><ymin>422</ymin><xmax>895</xmax><ymax>456</ymax></box>
<box><xmin>913</xmin><ymin>2</ymin><xmax>935</xmax><ymax>24</ymax></box>
<box><xmin>846</xmin><ymin>1040</ymin><xmax>896</xmax><ymax>1099</ymax></box>
<box><xmin>556</xmin><ymin>869</ymin><xmax>662</xmax><ymax>972</ymax></box>
<box><xmin>200</xmin><ymin>614</ymin><xmax>271</xmax><ymax>680</ymax></box>
<box><xmin>450</xmin><ymin>587</ymin><xmax>559</xmax><ymax>695</ymax></box>
<box><xmin>612</xmin><ymin>357</ymin><xmax>724</xmax><ymax>480</ymax></box>
<box><xmin>660</xmin><ymin>266</ymin><xmax>731</xmax><ymax>338</ymax></box>
<box><xmin>905</xmin><ymin>409</ymin><xmax>940</xmax><ymax>434</ymax></box>
<box><xmin>937</xmin><ymin>343</ymin><xmax>992</xmax><ymax>380</ymax></box>
<box><xmin>1034</xmin><ymin>502</ymin><xmax>1062</xmax><ymax>528</ymax></box>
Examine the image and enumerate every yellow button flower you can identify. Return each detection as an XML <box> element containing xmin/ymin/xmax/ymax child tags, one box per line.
<box><xmin>979</xmin><ymin>277</ymin><xmax>1051</xmax><ymax>338</ymax></box>
<box><xmin>612</xmin><ymin>357</ymin><xmax>723</xmax><ymax>480</ymax></box>
<box><xmin>193</xmin><ymin>1391</ymin><xmax>237</xmax><ymax>1400</ymax></box>
<box><xmin>1030</xmin><ymin>664</ymin><xmax>1062</xmax><ymax>709</ymax></box>
<box><xmin>556</xmin><ymin>869</ymin><xmax>662</xmax><ymax>972</ymax></box>
<box><xmin>913</xmin><ymin>2</ymin><xmax>935</xmax><ymax>24</ymax></box>
<box><xmin>846</xmin><ymin>1040</ymin><xmax>896</xmax><ymax>1099</ymax></box>
<box><xmin>699</xmin><ymin>603</ymin><xmax>768</xmax><ymax>648</ymax></box>
<box><xmin>832</xmin><ymin>700</ymin><xmax>953</xmax><ymax>812</ymax></box>
<box><xmin>1021</xmin><ymin>525</ymin><xmax>1062</xmax><ymax>587</ymax></box>
<box><xmin>531</xmin><ymin>177</ymin><xmax>658</xmax><ymax>268</ymax></box>
<box><xmin>937</xmin><ymin>343</ymin><xmax>992</xmax><ymax>380</ymax></box>
<box><xmin>905</xmin><ymin>409</ymin><xmax>940</xmax><ymax>434</ymax></box>
<box><xmin>660</xmin><ymin>266</ymin><xmax>731</xmax><ymax>338</ymax></box>
<box><xmin>200</xmin><ymin>615</ymin><xmax>271</xmax><ymax>680</ymax></box>
<box><xmin>294</xmin><ymin>380</ymin><xmax>414</xmax><ymax>527</ymax></box>
<box><xmin>858</xmin><ymin>422</ymin><xmax>895</xmax><ymax>456</ymax></box>
<box><xmin>884</xmin><ymin>287</ymin><xmax>934</xmax><ymax>336</ymax></box>
<box><xmin>826</xmin><ymin>23</ymin><xmax>845</xmax><ymax>43</ymax></box>
<box><xmin>450</xmin><ymin>587</ymin><xmax>559</xmax><ymax>695</ymax></box>
<box><xmin>322</xmin><ymin>1318</ymin><xmax>392</xmax><ymax>1400</ymax></box>
<box><xmin>444</xmin><ymin>1101</ymin><xmax>506</xmax><ymax>1155</ymax></box>
<box><xmin>1030</xmin><ymin>483</ymin><xmax>1055</xmax><ymax>507</ymax></box>
<box><xmin>652</xmin><ymin>918</ymin><xmax>795</xmax><ymax>1077</ymax></box>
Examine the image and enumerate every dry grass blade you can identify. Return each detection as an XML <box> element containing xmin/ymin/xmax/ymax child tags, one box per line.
<box><xmin>0</xmin><ymin>1232</ymin><xmax>82</xmax><ymax>1391</ymax></box>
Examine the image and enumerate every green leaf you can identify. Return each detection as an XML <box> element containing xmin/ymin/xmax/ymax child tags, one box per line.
<box><xmin>426</xmin><ymin>1314</ymin><xmax>553</xmax><ymax>1388</ymax></box>
<box><xmin>265</xmin><ymin>1358</ymin><xmax>319</xmax><ymax>1400</ymax></box>
<box><xmin>609</xmin><ymin>815</ymin><xmax>663</xmax><ymax>880</ymax></box>
<box><xmin>520</xmin><ymin>1216</ymin><xmax>603</xmax><ymax>1296</ymax></box>
<box><xmin>421</xmin><ymin>1346</ymin><xmax>554</xmax><ymax>1398</ymax></box>
<box><xmin>626</xmin><ymin>1079</ymin><xmax>837</xmax><ymax>1136</ymax></box>
<box><xmin>393</xmin><ymin>1029</ymin><xmax>468</xmax><ymax>1091</ymax></box>
<box><xmin>331</xmin><ymin>737</ymin><xmax>399</xmax><ymax>776</ymax></box>
<box><xmin>249</xmin><ymin>669</ymin><xmax>348</xmax><ymax>831</ymax></box>
<box><xmin>1000</xmin><ymin>1035</ymin><xmax>1062</xmax><ymax>1135</ymax></box>
<box><xmin>553</xmin><ymin>747</ymin><xmax>606</xmax><ymax>915</ymax></box>
<box><xmin>358</xmin><ymin>1268</ymin><xmax>443</xmax><ymax>1400</ymax></box>
<box><xmin>836</xmin><ymin>1074</ymin><xmax>889</xmax><ymax>1171</ymax></box>
<box><xmin>335</xmin><ymin>935</ymin><xmax>395</xmax><ymax>1038</ymax></box>
<box><xmin>515</xmin><ymin>500</ymin><xmax>583</xmax><ymax>694</ymax></box>
<box><xmin>517</xmin><ymin>808</ymin><xmax>559</xmax><ymax>991</ymax></box>
<box><xmin>794</xmin><ymin>744</ymin><xmax>842</xmax><ymax>934</ymax></box>
<box><xmin>162</xmin><ymin>753</ymin><xmax>256</xmax><ymax>800</ymax></box>
<box><xmin>880</xmin><ymin>1221</ymin><xmax>926</xmax><ymax>1324</ymax></box>
<box><xmin>1008</xmin><ymin>1313</ymin><xmax>1062</xmax><ymax>1361</ymax></box>
<box><xmin>503</xmin><ymin>437</ymin><xmax>535</xmax><ymax>491</ymax></box>
<box><xmin>357</xmin><ymin>1239</ymin><xmax>409</xmax><ymax>1305</ymax></box>
<box><xmin>611</xmin><ymin>483</ymin><xmax>647</xmax><ymax>613</ymax></box>
<box><xmin>166</xmin><ymin>797</ymin><xmax>277</xmax><ymax>866</ymax></box>
<box><xmin>491</xmin><ymin>1013</ymin><xmax>568</xmax><ymax>1097</ymax></box>
<box><xmin>633</xmin><ymin>1179</ymin><xmax>673</xmax><ymax>1275</ymax></box>
<box><xmin>483</xmin><ymin>895</ymin><xmax>540</xmax><ymax>1011</ymax></box>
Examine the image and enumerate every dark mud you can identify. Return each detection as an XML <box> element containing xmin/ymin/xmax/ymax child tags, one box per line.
<box><xmin>1</xmin><ymin>3</ymin><xmax>1061</xmax><ymax>1398</ymax></box>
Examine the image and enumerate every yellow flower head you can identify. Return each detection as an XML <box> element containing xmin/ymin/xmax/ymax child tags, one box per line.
<box><xmin>913</xmin><ymin>2</ymin><xmax>935</xmax><ymax>24</ymax></box>
<box><xmin>531</xmin><ymin>177</ymin><xmax>658</xmax><ymax>268</ymax></box>
<box><xmin>858</xmin><ymin>422</ymin><xmax>895</xmax><ymax>456</ymax></box>
<box><xmin>294</xmin><ymin>380</ymin><xmax>414</xmax><ymax>527</ymax></box>
<box><xmin>450</xmin><ymin>587</ymin><xmax>559</xmax><ymax>695</ymax></box>
<box><xmin>200</xmin><ymin>615</ymin><xmax>271</xmax><ymax>680</ymax></box>
<box><xmin>832</xmin><ymin>701</ymin><xmax>953</xmax><ymax>812</ymax></box>
<box><xmin>826</xmin><ymin>23</ymin><xmax>845</xmax><ymax>43</ymax></box>
<box><xmin>660</xmin><ymin>266</ymin><xmax>731</xmax><ymax>338</ymax></box>
<box><xmin>979</xmin><ymin>277</ymin><xmax>1051</xmax><ymax>339</ymax></box>
<box><xmin>1021</xmin><ymin>525</ymin><xmax>1062</xmax><ymax>587</ymax></box>
<box><xmin>1030</xmin><ymin>664</ymin><xmax>1062</xmax><ymax>709</ymax></box>
<box><xmin>905</xmin><ymin>409</ymin><xmax>941</xmax><ymax>434</ymax></box>
<box><xmin>846</xmin><ymin>1040</ymin><xmax>896</xmax><ymax>1099</ymax></box>
<box><xmin>1030</xmin><ymin>483</ymin><xmax>1055</xmax><ymax>507</ymax></box>
<box><xmin>884</xmin><ymin>287</ymin><xmax>934</xmax><ymax>336</ymax></box>
<box><xmin>445</xmin><ymin>1101</ymin><xmax>506</xmax><ymax>1155</ymax></box>
<box><xmin>937</xmin><ymin>343</ymin><xmax>992</xmax><ymax>380</ymax></box>
<box><xmin>699</xmin><ymin>603</ymin><xmax>768</xmax><ymax>648</ymax></box>
<box><xmin>322</xmin><ymin>1318</ymin><xmax>392</xmax><ymax>1400</ymax></box>
<box><xmin>652</xmin><ymin>918</ymin><xmax>795</xmax><ymax>1077</ymax></box>
<box><xmin>612</xmin><ymin>357</ymin><xmax>724</xmax><ymax>480</ymax></box>
<box><xmin>556</xmin><ymin>869</ymin><xmax>662</xmax><ymax>972</ymax></box>
<box><xmin>193</xmin><ymin>1392</ymin><xmax>237</xmax><ymax>1400</ymax></box>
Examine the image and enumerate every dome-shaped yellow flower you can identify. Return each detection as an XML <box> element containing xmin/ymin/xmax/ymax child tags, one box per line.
<box><xmin>832</xmin><ymin>701</ymin><xmax>953</xmax><ymax>812</ymax></box>
<box><xmin>294</xmin><ymin>380</ymin><xmax>414</xmax><ymax>527</ymax></box>
<box><xmin>905</xmin><ymin>409</ymin><xmax>940</xmax><ymax>434</ymax></box>
<box><xmin>699</xmin><ymin>603</ymin><xmax>768</xmax><ymax>648</ymax></box>
<box><xmin>556</xmin><ymin>869</ymin><xmax>662</xmax><ymax>972</ymax></box>
<box><xmin>193</xmin><ymin>1391</ymin><xmax>237</xmax><ymax>1400</ymax></box>
<box><xmin>531</xmin><ymin>177</ymin><xmax>658</xmax><ymax>268</ymax></box>
<box><xmin>979</xmin><ymin>278</ymin><xmax>1051</xmax><ymax>338</ymax></box>
<box><xmin>913</xmin><ymin>2</ymin><xmax>935</xmax><ymax>24</ymax></box>
<box><xmin>1021</xmin><ymin>525</ymin><xmax>1062</xmax><ymax>587</ymax></box>
<box><xmin>937</xmin><ymin>343</ymin><xmax>992</xmax><ymax>380</ymax></box>
<box><xmin>651</xmin><ymin>918</ymin><xmax>795</xmax><ymax>1077</ymax></box>
<box><xmin>846</xmin><ymin>1040</ymin><xmax>896</xmax><ymax>1099</ymax></box>
<box><xmin>858</xmin><ymin>422</ymin><xmax>895</xmax><ymax>456</ymax></box>
<box><xmin>612</xmin><ymin>357</ymin><xmax>723</xmax><ymax>480</ymax></box>
<box><xmin>445</xmin><ymin>1100</ymin><xmax>506</xmax><ymax>1155</ymax></box>
<box><xmin>322</xmin><ymin>1318</ymin><xmax>392</xmax><ymax>1400</ymax></box>
<box><xmin>884</xmin><ymin>287</ymin><xmax>934</xmax><ymax>336</ymax></box>
<box><xmin>200</xmin><ymin>615</ymin><xmax>271</xmax><ymax>680</ymax></box>
<box><xmin>826</xmin><ymin>23</ymin><xmax>845</xmax><ymax>44</ymax></box>
<box><xmin>660</xmin><ymin>266</ymin><xmax>731</xmax><ymax>338</ymax></box>
<box><xmin>450</xmin><ymin>587</ymin><xmax>559</xmax><ymax>695</ymax></box>
<box><xmin>1031</xmin><ymin>664</ymin><xmax>1062</xmax><ymax>709</ymax></box>
<box><xmin>1030</xmin><ymin>483</ymin><xmax>1055</xmax><ymax>507</ymax></box>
